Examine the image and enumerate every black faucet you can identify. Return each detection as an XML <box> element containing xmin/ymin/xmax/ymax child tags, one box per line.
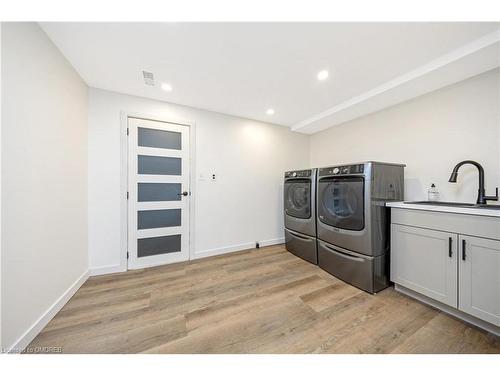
<box><xmin>448</xmin><ymin>160</ymin><xmax>498</xmax><ymax>205</ymax></box>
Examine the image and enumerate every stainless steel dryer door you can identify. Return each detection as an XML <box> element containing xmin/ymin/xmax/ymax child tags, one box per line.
<box><xmin>317</xmin><ymin>176</ymin><xmax>373</xmax><ymax>255</ymax></box>
<box><xmin>284</xmin><ymin>179</ymin><xmax>315</xmax><ymax>236</ymax></box>
<box><xmin>318</xmin><ymin>176</ymin><xmax>364</xmax><ymax>230</ymax></box>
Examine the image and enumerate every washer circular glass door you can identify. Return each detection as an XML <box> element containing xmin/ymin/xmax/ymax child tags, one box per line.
<box><xmin>284</xmin><ymin>180</ymin><xmax>311</xmax><ymax>219</ymax></box>
<box><xmin>318</xmin><ymin>176</ymin><xmax>364</xmax><ymax>230</ymax></box>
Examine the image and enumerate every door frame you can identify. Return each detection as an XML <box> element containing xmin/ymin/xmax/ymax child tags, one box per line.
<box><xmin>120</xmin><ymin>111</ymin><xmax>196</xmax><ymax>271</ymax></box>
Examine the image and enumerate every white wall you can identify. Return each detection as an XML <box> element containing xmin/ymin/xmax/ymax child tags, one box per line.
<box><xmin>310</xmin><ymin>68</ymin><xmax>500</xmax><ymax>203</ymax></box>
<box><xmin>1</xmin><ymin>23</ymin><xmax>88</xmax><ymax>350</ymax></box>
<box><xmin>88</xmin><ymin>88</ymin><xmax>310</xmax><ymax>274</ymax></box>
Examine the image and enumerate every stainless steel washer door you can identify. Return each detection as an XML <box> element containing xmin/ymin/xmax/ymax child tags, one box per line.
<box><xmin>284</xmin><ymin>179</ymin><xmax>315</xmax><ymax>236</ymax></box>
<box><xmin>284</xmin><ymin>180</ymin><xmax>311</xmax><ymax>219</ymax></box>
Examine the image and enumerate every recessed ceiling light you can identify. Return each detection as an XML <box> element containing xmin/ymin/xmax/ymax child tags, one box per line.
<box><xmin>317</xmin><ymin>70</ymin><xmax>329</xmax><ymax>81</ymax></box>
<box><xmin>266</xmin><ymin>108</ymin><xmax>275</xmax><ymax>116</ymax></box>
<box><xmin>161</xmin><ymin>83</ymin><xmax>173</xmax><ymax>92</ymax></box>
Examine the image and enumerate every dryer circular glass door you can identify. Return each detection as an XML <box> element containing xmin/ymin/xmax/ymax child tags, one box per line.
<box><xmin>284</xmin><ymin>180</ymin><xmax>311</xmax><ymax>219</ymax></box>
<box><xmin>318</xmin><ymin>176</ymin><xmax>364</xmax><ymax>231</ymax></box>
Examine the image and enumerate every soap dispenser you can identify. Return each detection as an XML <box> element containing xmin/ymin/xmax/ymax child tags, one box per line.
<box><xmin>428</xmin><ymin>183</ymin><xmax>440</xmax><ymax>201</ymax></box>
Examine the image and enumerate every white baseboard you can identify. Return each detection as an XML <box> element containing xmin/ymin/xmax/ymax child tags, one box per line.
<box><xmin>192</xmin><ymin>237</ymin><xmax>285</xmax><ymax>260</ymax></box>
<box><xmin>259</xmin><ymin>237</ymin><xmax>285</xmax><ymax>247</ymax></box>
<box><xmin>192</xmin><ymin>241</ymin><xmax>255</xmax><ymax>260</ymax></box>
<box><xmin>7</xmin><ymin>269</ymin><xmax>89</xmax><ymax>353</ymax></box>
<box><xmin>88</xmin><ymin>238</ymin><xmax>287</xmax><ymax>275</ymax></box>
<box><xmin>395</xmin><ymin>284</ymin><xmax>500</xmax><ymax>337</ymax></box>
<box><xmin>89</xmin><ymin>264</ymin><xmax>125</xmax><ymax>277</ymax></box>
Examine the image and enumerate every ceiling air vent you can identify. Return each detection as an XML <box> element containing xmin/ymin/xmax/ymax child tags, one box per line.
<box><xmin>143</xmin><ymin>71</ymin><xmax>155</xmax><ymax>86</ymax></box>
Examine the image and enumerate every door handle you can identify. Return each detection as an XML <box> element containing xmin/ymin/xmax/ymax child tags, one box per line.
<box><xmin>178</xmin><ymin>191</ymin><xmax>189</xmax><ymax>197</ymax></box>
<box><xmin>462</xmin><ymin>239</ymin><xmax>466</xmax><ymax>261</ymax></box>
<box><xmin>448</xmin><ymin>237</ymin><xmax>453</xmax><ymax>257</ymax></box>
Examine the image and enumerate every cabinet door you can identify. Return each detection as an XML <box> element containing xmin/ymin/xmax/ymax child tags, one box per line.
<box><xmin>391</xmin><ymin>224</ymin><xmax>458</xmax><ymax>307</ymax></box>
<box><xmin>459</xmin><ymin>235</ymin><xmax>500</xmax><ymax>326</ymax></box>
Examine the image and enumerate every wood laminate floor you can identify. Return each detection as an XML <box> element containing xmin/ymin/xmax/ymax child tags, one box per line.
<box><xmin>28</xmin><ymin>245</ymin><xmax>500</xmax><ymax>354</ymax></box>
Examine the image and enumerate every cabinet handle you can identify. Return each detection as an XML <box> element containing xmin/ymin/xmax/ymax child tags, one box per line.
<box><xmin>448</xmin><ymin>237</ymin><xmax>453</xmax><ymax>257</ymax></box>
<box><xmin>462</xmin><ymin>239</ymin><xmax>466</xmax><ymax>261</ymax></box>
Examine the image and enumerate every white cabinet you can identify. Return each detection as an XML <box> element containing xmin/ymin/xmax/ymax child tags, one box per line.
<box><xmin>459</xmin><ymin>235</ymin><xmax>500</xmax><ymax>326</ymax></box>
<box><xmin>390</xmin><ymin>207</ymin><xmax>500</xmax><ymax>331</ymax></box>
<box><xmin>391</xmin><ymin>224</ymin><xmax>458</xmax><ymax>307</ymax></box>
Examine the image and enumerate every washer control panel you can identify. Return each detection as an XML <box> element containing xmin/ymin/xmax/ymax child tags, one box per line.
<box><xmin>285</xmin><ymin>169</ymin><xmax>312</xmax><ymax>178</ymax></box>
<box><xmin>319</xmin><ymin>164</ymin><xmax>365</xmax><ymax>176</ymax></box>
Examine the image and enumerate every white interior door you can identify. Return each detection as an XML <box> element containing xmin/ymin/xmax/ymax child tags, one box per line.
<box><xmin>128</xmin><ymin>117</ymin><xmax>190</xmax><ymax>269</ymax></box>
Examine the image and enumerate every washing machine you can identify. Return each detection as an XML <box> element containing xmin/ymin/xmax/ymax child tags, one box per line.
<box><xmin>284</xmin><ymin>168</ymin><xmax>317</xmax><ymax>264</ymax></box>
<box><xmin>316</xmin><ymin>161</ymin><xmax>405</xmax><ymax>293</ymax></box>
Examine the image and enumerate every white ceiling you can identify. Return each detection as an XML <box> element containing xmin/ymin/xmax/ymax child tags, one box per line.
<box><xmin>40</xmin><ymin>22</ymin><xmax>500</xmax><ymax>133</ymax></box>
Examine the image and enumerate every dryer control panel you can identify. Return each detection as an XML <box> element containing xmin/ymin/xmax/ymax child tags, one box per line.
<box><xmin>319</xmin><ymin>164</ymin><xmax>364</xmax><ymax>176</ymax></box>
<box><xmin>285</xmin><ymin>169</ymin><xmax>312</xmax><ymax>178</ymax></box>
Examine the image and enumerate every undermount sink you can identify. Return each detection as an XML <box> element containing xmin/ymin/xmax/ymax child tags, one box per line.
<box><xmin>405</xmin><ymin>201</ymin><xmax>500</xmax><ymax>210</ymax></box>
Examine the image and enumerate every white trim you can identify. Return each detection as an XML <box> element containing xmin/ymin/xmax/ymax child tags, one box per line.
<box><xmin>137</xmin><ymin>227</ymin><xmax>183</xmax><ymax>238</ymax></box>
<box><xmin>259</xmin><ymin>237</ymin><xmax>285</xmax><ymax>247</ymax></box>
<box><xmin>293</xmin><ymin>29</ymin><xmax>500</xmax><ymax>133</ymax></box>
<box><xmin>193</xmin><ymin>242</ymin><xmax>256</xmax><ymax>259</ymax></box>
<box><xmin>192</xmin><ymin>237</ymin><xmax>285</xmax><ymax>260</ymax></box>
<box><xmin>138</xmin><ymin>201</ymin><xmax>183</xmax><ymax>210</ymax></box>
<box><xmin>120</xmin><ymin>111</ymin><xmax>196</xmax><ymax>270</ymax></box>
<box><xmin>137</xmin><ymin>147</ymin><xmax>184</xmax><ymax>158</ymax></box>
<box><xmin>119</xmin><ymin>112</ymin><xmax>129</xmax><ymax>273</ymax></box>
<box><xmin>89</xmin><ymin>264</ymin><xmax>124</xmax><ymax>277</ymax></box>
<box><xmin>136</xmin><ymin>175</ymin><xmax>183</xmax><ymax>183</ymax></box>
<box><xmin>6</xmin><ymin>270</ymin><xmax>89</xmax><ymax>353</ymax></box>
<box><xmin>395</xmin><ymin>284</ymin><xmax>500</xmax><ymax>337</ymax></box>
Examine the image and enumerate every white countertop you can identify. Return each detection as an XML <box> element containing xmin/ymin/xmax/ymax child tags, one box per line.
<box><xmin>386</xmin><ymin>201</ymin><xmax>500</xmax><ymax>218</ymax></box>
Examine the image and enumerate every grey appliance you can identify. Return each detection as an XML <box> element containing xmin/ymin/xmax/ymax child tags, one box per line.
<box><xmin>316</xmin><ymin>162</ymin><xmax>405</xmax><ymax>293</ymax></box>
<box><xmin>284</xmin><ymin>168</ymin><xmax>317</xmax><ymax>264</ymax></box>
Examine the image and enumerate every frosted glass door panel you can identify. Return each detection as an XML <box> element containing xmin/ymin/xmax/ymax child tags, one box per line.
<box><xmin>138</xmin><ymin>127</ymin><xmax>181</xmax><ymax>150</ymax></box>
